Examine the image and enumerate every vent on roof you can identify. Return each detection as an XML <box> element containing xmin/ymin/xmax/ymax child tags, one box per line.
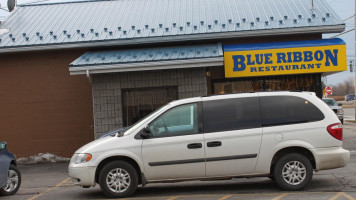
<box><xmin>8</xmin><ymin>0</ymin><xmax>16</xmax><ymax>12</ymax></box>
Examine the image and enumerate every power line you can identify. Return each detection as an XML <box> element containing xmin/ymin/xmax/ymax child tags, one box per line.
<box><xmin>344</xmin><ymin>14</ymin><xmax>355</xmax><ymax>21</ymax></box>
<box><xmin>329</xmin><ymin>28</ymin><xmax>355</xmax><ymax>38</ymax></box>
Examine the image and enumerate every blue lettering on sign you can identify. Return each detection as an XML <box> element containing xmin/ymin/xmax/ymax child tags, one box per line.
<box><xmin>308</xmin><ymin>64</ymin><xmax>314</xmax><ymax>69</ymax></box>
<box><xmin>304</xmin><ymin>51</ymin><xmax>313</xmax><ymax>62</ymax></box>
<box><xmin>247</xmin><ymin>55</ymin><xmax>255</xmax><ymax>65</ymax></box>
<box><xmin>324</xmin><ymin>49</ymin><xmax>338</xmax><ymax>66</ymax></box>
<box><xmin>256</xmin><ymin>54</ymin><xmax>264</xmax><ymax>65</ymax></box>
<box><xmin>265</xmin><ymin>53</ymin><xmax>273</xmax><ymax>64</ymax></box>
<box><xmin>232</xmin><ymin>55</ymin><xmax>246</xmax><ymax>71</ymax></box>
<box><xmin>314</xmin><ymin>50</ymin><xmax>324</xmax><ymax>61</ymax></box>
<box><xmin>230</xmin><ymin>47</ymin><xmax>340</xmax><ymax>74</ymax></box>
<box><xmin>277</xmin><ymin>53</ymin><xmax>286</xmax><ymax>63</ymax></box>
<box><xmin>293</xmin><ymin>52</ymin><xmax>302</xmax><ymax>62</ymax></box>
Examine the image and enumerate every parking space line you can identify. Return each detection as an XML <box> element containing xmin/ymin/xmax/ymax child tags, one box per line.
<box><xmin>218</xmin><ymin>194</ymin><xmax>232</xmax><ymax>200</ymax></box>
<box><xmin>272</xmin><ymin>193</ymin><xmax>289</xmax><ymax>200</ymax></box>
<box><xmin>27</xmin><ymin>177</ymin><xmax>70</xmax><ymax>200</ymax></box>
<box><xmin>329</xmin><ymin>192</ymin><xmax>343</xmax><ymax>200</ymax></box>
<box><xmin>342</xmin><ymin>192</ymin><xmax>356</xmax><ymax>200</ymax></box>
<box><xmin>166</xmin><ymin>196</ymin><xmax>181</xmax><ymax>200</ymax></box>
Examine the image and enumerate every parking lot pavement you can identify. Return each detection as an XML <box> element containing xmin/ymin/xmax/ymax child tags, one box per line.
<box><xmin>344</xmin><ymin>108</ymin><xmax>355</xmax><ymax>120</ymax></box>
<box><xmin>2</xmin><ymin>122</ymin><xmax>356</xmax><ymax>200</ymax></box>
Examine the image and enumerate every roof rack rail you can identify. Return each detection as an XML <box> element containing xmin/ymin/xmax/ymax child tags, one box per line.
<box><xmin>202</xmin><ymin>91</ymin><xmax>255</xmax><ymax>98</ymax></box>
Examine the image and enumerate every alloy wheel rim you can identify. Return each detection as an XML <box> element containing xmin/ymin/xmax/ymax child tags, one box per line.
<box><xmin>4</xmin><ymin>169</ymin><xmax>19</xmax><ymax>192</ymax></box>
<box><xmin>282</xmin><ymin>161</ymin><xmax>306</xmax><ymax>185</ymax></box>
<box><xmin>106</xmin><ymin>168</ymin><xmax>131</xmax><ymax>193</ymax></box>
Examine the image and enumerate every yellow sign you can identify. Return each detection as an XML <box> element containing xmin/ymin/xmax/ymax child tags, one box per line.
<box><xmin>224</xmin><ymin>39</ymin><xmax>347</xmax><ymax>78</ymax></box>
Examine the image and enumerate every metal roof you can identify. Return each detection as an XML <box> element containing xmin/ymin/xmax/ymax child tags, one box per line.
<box><xmin>69</xmin><ymin>43</ymin><xmax>223</xmax><ymax>75</ymax></box>
<box><xmin>0</xmin><ymin>0</ymin><xmax>345</xmax><ymax>53</ymax></box>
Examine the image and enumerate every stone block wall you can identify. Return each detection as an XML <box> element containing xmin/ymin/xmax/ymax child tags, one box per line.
<box><xmin>92</xmin><ymin>68</ymin><xmax>207</xmax><ymax>138</ymax></box>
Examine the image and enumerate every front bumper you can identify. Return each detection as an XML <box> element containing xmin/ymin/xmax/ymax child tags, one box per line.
<box><xmin>68</xmin><ymin>164</ymin><xmax>96</xmax><ymax>187</ymax></box>
<box><xmin>312</xmin><ymin>147</ymin><xmax>350</xmax><ymax>171</ymax></box>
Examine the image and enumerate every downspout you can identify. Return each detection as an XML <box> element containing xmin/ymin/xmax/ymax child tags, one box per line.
<box><xmin>86</xmin><ymin>70</ymin><xmax>92</xmax><ymax>83</ymax></box>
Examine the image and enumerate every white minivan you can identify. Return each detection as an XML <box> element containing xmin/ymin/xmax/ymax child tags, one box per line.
<box><xmin>69</xmin><ymin>91</ymin><xmax>350</xmax><ymax>198</ymax></box>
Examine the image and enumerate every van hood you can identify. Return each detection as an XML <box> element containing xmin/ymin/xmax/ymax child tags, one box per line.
<box><xmin>74</xmin><ymin>135</ymin><xmax>132</xmax><ymax>154</ymax></box>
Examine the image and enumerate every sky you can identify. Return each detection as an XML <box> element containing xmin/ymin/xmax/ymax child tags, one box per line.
<box><xmin>0</xmin><ymin>0</ymin><xmax>355</xmax><ymax>86</ymax></box>
<box><xmin>323</xmin><ymin>0</ymin><xmax>355</xmax><ymax>86</ymax></box>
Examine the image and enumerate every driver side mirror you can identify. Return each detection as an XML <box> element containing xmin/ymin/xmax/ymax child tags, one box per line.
<box><xmin>0</xmin><ymin>142</ymin><xmax>7</xmax><ymax>150</ymax></box>
<box><xmin>338</xmin><ymin>103</ymin><xmax>342</xmax><ymax>106</ymax></box>
<box><xmin>140</xmin><ymin>126</ymin><xmax>151</xmax><ymax>139</ymax></box>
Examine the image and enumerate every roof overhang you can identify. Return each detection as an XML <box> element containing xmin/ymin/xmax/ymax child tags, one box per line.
<box><xmin>0</xmin><ymin>25</ymin><xmax>345</xmax><ymax>54</ymax></box>
<box><xmin>70</xmin><ymin>57</ymin><xmax>223</xmax><ymax>75</ymax></box>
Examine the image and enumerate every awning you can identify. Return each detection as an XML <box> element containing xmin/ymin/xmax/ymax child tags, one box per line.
<box><xmin>69</xmin><ymin>44</ymin><xmax>223</xmax><ymax>75</ymax></box>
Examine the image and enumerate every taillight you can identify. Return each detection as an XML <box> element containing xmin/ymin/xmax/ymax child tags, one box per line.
<box><xmin>327</xmin><ymin>123</ymin><xmax>343</xmax><ymax>141</ymax></box>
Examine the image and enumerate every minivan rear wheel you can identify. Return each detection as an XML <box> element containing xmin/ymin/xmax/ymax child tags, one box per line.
<box><xmin>273</xmin><ymin>153</ymin><xmax>313</xmax><ymax>191</ymax></box>
<box><xmin>99</xmin><ymin>161</ymin><xmax>138</xmax><ymax>198</ymax></box>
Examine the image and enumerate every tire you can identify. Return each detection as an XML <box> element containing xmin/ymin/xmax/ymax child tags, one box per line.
<box><xmin>0</xmin><ymin>165</ymin><xmax>21</xmax><ymax>196</ymax></box>
<box><xmin>99</xmin><ymin>161</ymin><xmax>138</xmax><ymax>198</ymax></box>
<box><xmin>273</xmin><ymin>153</ymin><xmax>313</xmax><ymax>191</ymax></box>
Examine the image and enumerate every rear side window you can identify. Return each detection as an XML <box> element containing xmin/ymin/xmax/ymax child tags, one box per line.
<box><xmin>203</xmin><ymin>97</ymin><xmax>261</xmax><ymax>133</ymax></box>
<box><xmin>260</xmin><ymin>96</ymin><xmax>324</xmax><ymax>127</ymax></box>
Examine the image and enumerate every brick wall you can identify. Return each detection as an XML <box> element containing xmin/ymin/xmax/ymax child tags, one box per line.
<box><xmin>92</xmin><ymin>68</ymin><xmax>207</xmax><ymax>138</ymax></box>
<box><xmin>0</xmin><ymin>49</ymin><xmax>94</xmax><ymax>157</ymax></box>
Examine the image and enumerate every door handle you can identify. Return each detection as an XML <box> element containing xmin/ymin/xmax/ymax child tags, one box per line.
<box><xmin>187</xmin><ymin>143</ymin><xmax>202</xmax><ymax>149</ymax></box>
<box><xmin>207</xmin><ymin>141</ymin><xmax>222</xmax><ymax>147</ymax></box>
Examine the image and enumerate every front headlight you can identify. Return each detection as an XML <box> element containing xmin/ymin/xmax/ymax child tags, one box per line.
<box><xmin>75</xmin><ymin>153</ymin><xmax>92</xmax><ymax>164</ymax></box>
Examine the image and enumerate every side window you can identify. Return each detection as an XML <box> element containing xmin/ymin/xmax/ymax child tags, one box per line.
<box><xmin>148</xmin><ymin>103</ymin><xmax>199</xmax><ymax>138</ymax></box>
<box><xmin>203</xmin><ymin>97</ymin><xmax>261</xmax><ymax>133</ymax></box>
<box><xmin>260</xmin><ymin>96</ymin><xmax>325</xmax><ymax>127</ymax></box>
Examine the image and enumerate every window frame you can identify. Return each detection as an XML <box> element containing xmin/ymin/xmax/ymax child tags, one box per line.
<box><xmin>260</xmin><ymin>95</ymin><xmax>325</xmax><ymax>127</ymax></box>
<box><xmin>201</xmin><ymin>97</ymin><xmax>262</xmax><ymax>133</ymax></box>
<box><xmin>140</xmin><ymin>102</ymin><xmax>203</xmax><ymax>139</ymax></box>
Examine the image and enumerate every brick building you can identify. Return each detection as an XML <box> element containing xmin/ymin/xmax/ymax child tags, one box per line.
<box><xmin>0</xmin><ymin>0</ymin><xmax>347</xmax><ymax>156</ymax></box>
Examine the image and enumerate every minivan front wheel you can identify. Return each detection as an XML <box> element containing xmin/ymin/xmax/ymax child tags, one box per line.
<box><xmin>273</xmin><ymin>153</ymin><xmax>313</xmax><ymax>191</ymax></box>
<box><xmin>99</xmin><ymin>161</ymin><xmax>138</xmax><ymax>198</ymax></box>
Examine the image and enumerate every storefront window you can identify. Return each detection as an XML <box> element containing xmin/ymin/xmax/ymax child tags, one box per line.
<box><xmin>213</xmin><ymin>74</ymin><xmax>319</xmax><ymax>95</ymax></box>
<box><xmin>122</xmin><ymin>87</ymin><xmax>178</xmax><ymax>126</ymax></box>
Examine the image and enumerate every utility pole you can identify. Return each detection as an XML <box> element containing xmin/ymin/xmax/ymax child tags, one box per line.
<box><xmin>354</xmin><ymin>0</ymin><xmax>356</xmax><ymax>120</ymax></box>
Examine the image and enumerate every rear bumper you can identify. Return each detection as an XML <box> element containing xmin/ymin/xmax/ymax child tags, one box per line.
<box><xmin>311</xmin><ymin>147</ymin><xmax>350</xmax><ymax>171</ymax></box>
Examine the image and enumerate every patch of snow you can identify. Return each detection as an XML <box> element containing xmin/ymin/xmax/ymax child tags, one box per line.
<box><xmin>17</xmin><ymin>153</ymin><xmax>70</xmax><ymax>165</ymax></box>
<box><xmin>0</xmin><ymin>29</ymin><xmax>9</xmax><ymax>35</ymax></box>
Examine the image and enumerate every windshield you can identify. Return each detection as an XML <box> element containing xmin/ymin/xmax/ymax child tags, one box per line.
<box><xmin>123</xmin><ymin>104</ymin><xmax>170</xmax><ymax>136</ymax></box>
<box><xmin>322</xmin><ymin>99</ymin><xmax>337</xmax><ymax>106</ymax></box>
